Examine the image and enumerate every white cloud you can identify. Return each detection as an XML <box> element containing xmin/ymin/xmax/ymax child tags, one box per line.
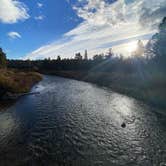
<box><xmin>34</xmin><ymin>15</ymin><xmax>44</xmax><ymax>20</ymax></box>
<box><xmin>37</xmin><ymin>2</ymin><xmax>43</xmax><ymax>8</ymax></box>
<box><xmin>0</xmin><ymin>0</ymin><xmax>29</xmax><ymax>24</ymax></box>
<box><xmin>24</xmin><ymin>0</ymin><xmax>165</xmax><ymax>60</ymax></box>
<box><xmin>73</xmin><ymin>0</ymin><xmax>127</xmax><ymax>26</ymax></box>
<box><xmin>7</xmin><ymin>31</ymin><xmax>21</xmax><ymax>39</ymax></box>
<box><xmin>73</xmin><ymin>0</ymin><xmax>166</xmax><ymax>28</ymax></box>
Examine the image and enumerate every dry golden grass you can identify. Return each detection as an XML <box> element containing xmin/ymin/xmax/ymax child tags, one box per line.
<box><xmin>0</xmin><ymin>69</ymin><xmax>42</xmax><ymax>93</ymax></box>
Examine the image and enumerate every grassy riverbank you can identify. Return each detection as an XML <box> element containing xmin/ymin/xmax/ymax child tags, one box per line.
<box><xmin>0</xmin><ymin>69</ymin><xmax>42</xmax><ymax>98</ymax></box>
<box><xmin>47</xmin><ymin>70</ymin><xmax>166</xmax><ymax>109</ymax></box>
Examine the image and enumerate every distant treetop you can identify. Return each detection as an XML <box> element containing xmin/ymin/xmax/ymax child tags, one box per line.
<box><xmin>0</xmin><ymin>48</ymin><xmax>7</xmax><ymax>68</ymax></box>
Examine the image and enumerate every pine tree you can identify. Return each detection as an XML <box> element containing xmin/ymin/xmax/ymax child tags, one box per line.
<box><xmin>84</xmin><ymin>50</ymin><xmax>88</xmax><ymax>60</ymax></box>
<box><xmin>75</xmin><ymin>52</ymin><xmax>82</xmax><ymax>60</ymax></box>
<box><xmin>0</xmin><ymin>48</ymin><xmax>7</xmax><ymax>68</ymax></box>
<box><xmin>133</xmin><ymin>40</ymin><xmax>145</xmax><ymax>57</ymax></box>
<box><xmin>146</xmin><ymin>17</ymin><xmax>166</xmax><ymax>66</ymax></box>
<box><xmin>57</xmin><ymin>55</ymin><xmax>61</xmax><ymax>61</ymax></box>
<box><xmin>105</xmin><ymin>48</ymin><xmax>114</xmax><ymax>59</ymax></box>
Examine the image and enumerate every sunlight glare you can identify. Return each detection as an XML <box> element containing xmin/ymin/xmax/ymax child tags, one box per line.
<box><xmin>125</xmin><ymin>41</ymin><xmax>138</xmax><ymax>54</ymax></box>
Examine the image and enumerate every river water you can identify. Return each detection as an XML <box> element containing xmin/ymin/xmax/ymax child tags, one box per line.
<box><xmin>0</xmin><ymin>75</ymin><xmax>166</xmax><ymax>166</ymax></box>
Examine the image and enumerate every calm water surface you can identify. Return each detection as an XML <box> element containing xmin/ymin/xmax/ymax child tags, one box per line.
<box><xmin>0</xmin><ymin>75</ymin><xmax>166</xmax><ymax>166</ymax></box>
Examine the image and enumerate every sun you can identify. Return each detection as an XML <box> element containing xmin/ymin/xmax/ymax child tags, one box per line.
<box><xmin>113</xmin><ymin>40</ymin><xmax>146</xmax><ymax>58</ymax></box>
<box><xmin>125</xmin><ymin>41</ymin><xmax>138</xmax><ymax>54</ymax></box>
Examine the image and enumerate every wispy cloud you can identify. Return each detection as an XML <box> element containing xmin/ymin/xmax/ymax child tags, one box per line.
<box><xmin>35</xmin><ymin>2</ymin><xmax>44</xmax><ymax>20</ymax></box>
<box><xmin>34</xmin><ymin>15</ymin><xmax>45</xmax><ymax>20</ymax></box>
<box><xmin>25</xmin><ymin>0</ymin><xmax>165</xmax><ymax>60</ymax></box>
<box><xmin>7</xmin><ymin>31</ymin><xmax>21</xmax><ymax>39</ymax></box>
<box><xmin>37</xmin><ymin>2</ymin><xmax>43</xmax><ymax>8</ymax></box>
<box><xmin>0</xmin><ymin>0</ymin><xmax>29</xmax><ymax>24</ymax></box>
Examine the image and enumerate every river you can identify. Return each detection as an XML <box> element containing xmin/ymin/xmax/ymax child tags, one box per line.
<box><xmin>0</xmin><ymin>75</ymin><xmax>166</xmax><ymax>166</ymax></box>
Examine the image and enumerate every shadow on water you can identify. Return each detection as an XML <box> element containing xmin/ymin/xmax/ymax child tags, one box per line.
<box><xmin>0</xmin><ymin>100</ymin><xmax>17</xmax><ymax>111</ymax></box>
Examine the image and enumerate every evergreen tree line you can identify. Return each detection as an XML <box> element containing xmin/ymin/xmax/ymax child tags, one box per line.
<box><xmin>1</xmin><ymin>17</ymin><xmax>166</xmax><ymax>74</ymax></box>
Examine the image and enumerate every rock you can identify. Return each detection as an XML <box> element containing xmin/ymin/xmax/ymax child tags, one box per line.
<box><xmin>121</xmin><ymin>122</ymin><xmax>126</xmax><ymax>128</ymax></box>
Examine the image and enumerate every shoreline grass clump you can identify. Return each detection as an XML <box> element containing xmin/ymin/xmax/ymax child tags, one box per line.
<box><xmin>0</xmin><ymin>69</ymin><xmax>42</xmax><ymax>97</ymax></box>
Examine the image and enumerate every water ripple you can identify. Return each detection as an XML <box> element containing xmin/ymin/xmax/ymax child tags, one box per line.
<box><xmin>0</xmin><ymin>75</ymin><xmax>166</xmax><ymax>166</ymax></box>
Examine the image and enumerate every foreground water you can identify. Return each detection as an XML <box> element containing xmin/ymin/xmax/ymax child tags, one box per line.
<box><xmin>0</xmin><ymin>75</ymin><xmax>166</xmax><ymax>166</ymax></box>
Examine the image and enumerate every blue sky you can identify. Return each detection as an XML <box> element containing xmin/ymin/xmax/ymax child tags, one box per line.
<box><xmin>0</xmin><ymin>0</ymin><xmax>166</xmax><ymax>59</ymax></box>
<box><xmin>0</xmin><ymin>0</ymin><xmax>81</xmax><ymax>59</ymax></box>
